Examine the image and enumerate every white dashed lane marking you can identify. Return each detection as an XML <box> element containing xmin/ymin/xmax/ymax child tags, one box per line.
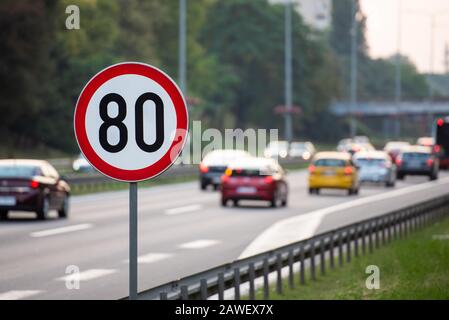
<box><xmin>165</xmin><ymin>204</ymin><xmax>203</xmax><ymax>215</ymax></box>
<box><xmin>178</xmin><ymin>239</ymin><xmax>220</xmax><ymax>249</ymax></box>
<box><xmin>56</xmin><ymin>269</ymin><xmax>117</xmax><ymax>282</ymax></box>
<box><xmin>0</xmin><ymin>290</ymin><xmax>43</xmax><ymax>300</ymax></box>
<box><xmin>123</xmin><ymin>253</ymin><xmax>173</xmax><ymax>264</ymax></box>
<box><xmin>30</xmin><ymin>224</ymin><xmax>93</xmax><ymax>238</ymax></box>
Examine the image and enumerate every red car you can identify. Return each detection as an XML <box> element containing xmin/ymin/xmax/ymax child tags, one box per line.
<box><xmin>220</xmin><ymin>158</ymin><xmax>288</xmax><ymax>207</ymax></box>
<box><xmin>0</xmin><ymin>159</ymin><xmax>70</xmax><ymax>220</ymax></box>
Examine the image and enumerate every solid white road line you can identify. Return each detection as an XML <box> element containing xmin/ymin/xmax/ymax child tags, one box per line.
<box><xmin>123</xmin><ymin>253</ymin><xmax>173</xmax><ymax>264</ymax></box>
<box><xmin>239</xmin><ymin>176</ymin><xmax>449</xmax><ymax>258</ymax></box>
<box><xmin>30</xmin><ymin>224</ymin><xmax>93</xmax><ymax>238</ymax></box>
<box><xmin>0</xmin><ymin>290</ymin><xmax>43</xmax><ymax>300</ymax></box>
<box><xmin>178</xmin><ymin>239</ymin><xmax>220</xmax><ymax>249</ymax></box>
<box><xmin>165</xmin><ymin>204</ymin><xmax>203</xmax><ymax>215</ymax></box>
<box><xmin>56</xmin><ymin>269</ymin><xmax>117</xmax><ymax>282</ymax></box>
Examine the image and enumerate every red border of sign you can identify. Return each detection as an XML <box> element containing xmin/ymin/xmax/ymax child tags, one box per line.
<box><xmin>74</xmin><ymin>62</ymin><xmax>188</xmax><ymax>182</ymax></box>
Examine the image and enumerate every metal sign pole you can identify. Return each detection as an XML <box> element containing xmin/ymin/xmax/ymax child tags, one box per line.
<box><xmin>129</xmin><ymin>182</ymin><xmax>138</xmax><ymax>300</ymax></box>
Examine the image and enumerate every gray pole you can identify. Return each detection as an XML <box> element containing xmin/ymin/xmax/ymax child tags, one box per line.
<box><xmin>394</xmin><ymin>0</ymin><xmax>402</xmax><ymax>138</ymax></box>
<box><xmin>129</xmin><ymin>182</ymin><xmax>138</xmax><ymax>300</ymax></box>
<box><xmin>349</xmin><ymin>0</ymin><xmax>358</xmax><ymax>138</ymax></box>
<box><xmin>428</xmin><ymin>15</ymin><xmax>435</xmax><ymax>135</ymax></box>
<box><xmin>284</xmin><ymin>0</ymin><xmax>293</xmax><ymax>143</ymax></box>
<box><xmin>179</xmin><ymin>0</ymin><xmax>187</xmax><ymax>95</ymax></box>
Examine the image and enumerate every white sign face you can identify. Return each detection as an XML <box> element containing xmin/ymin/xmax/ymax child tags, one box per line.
<box><xmin>74</xmin><ymin>62</ymin><xmax>188</xmax><ymax>182</ymax></box>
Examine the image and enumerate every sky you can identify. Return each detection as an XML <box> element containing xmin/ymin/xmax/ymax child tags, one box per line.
<box><xmin>360</xmin><ymin>0</ymin><xmax>449</xmax><ymax>74</ymax></box>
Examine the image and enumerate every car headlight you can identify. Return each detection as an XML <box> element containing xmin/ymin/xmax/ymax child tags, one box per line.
<box><xmin>302</xmin><ymin>152</ymin><xmax>311</xmax><ymax>160</ymax></box>
<box><xmin>73</xmin><ymin>161</ymin><xmax>80</xmax><ymax>171</ymax></box>
<box><xmin>280</xmin><ymin>151</ymin><xmax>287</xmax><ymax>158</ymax></box>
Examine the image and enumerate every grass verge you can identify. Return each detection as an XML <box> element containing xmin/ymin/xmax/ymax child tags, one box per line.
<box><xmin>259</xmin><ymin>216</ymin><xmax>449</xmax><ymax>300</ymax></box>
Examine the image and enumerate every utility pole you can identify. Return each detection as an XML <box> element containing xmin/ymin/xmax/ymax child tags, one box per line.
<box><xmin>284</xmin><ymin>0</ymin><xmax>293</xmax><ymax>144</ymax></box>
<box><xmin>179</xmin><ymin>0</ymin><xmax>187</xmax><ymax>96</ymax></box>
<box><xmin>349</xmin><ymin>0</ymin><xmax>358</xmax><ymax>138</ymax></box>
<box><xmin>394</xmin><ymin>0</ymin><xmax>402</xmax><ymax>138</ymax></box>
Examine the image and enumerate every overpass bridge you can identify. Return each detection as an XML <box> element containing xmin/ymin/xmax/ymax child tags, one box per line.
<box><xmin>329</xmin><ymin>101</ymin><xmax>449</xmax><ymax>138</ymax></box>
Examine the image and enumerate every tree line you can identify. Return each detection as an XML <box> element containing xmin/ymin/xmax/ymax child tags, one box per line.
<box><xmin>0</xmin><ymin>0</ymin><xmax>429</xmax><ymax>155</ymax></box>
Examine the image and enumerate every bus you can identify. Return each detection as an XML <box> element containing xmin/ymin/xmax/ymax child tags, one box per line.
<box><xmin>435</xmin><ymin>117</ymin><xmax>449</xmax><ymax>169</ymax></box>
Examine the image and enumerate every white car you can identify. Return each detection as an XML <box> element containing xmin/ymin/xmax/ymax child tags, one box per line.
<box><xmin>289</xmin><ymin>141</ymin><xmax>316</xmax><ymax>160</ymax></box>
<box><xmin>72</xmin><ymin>154</ymin><xmax>94</xmax><ymax>172</ymax></box>
<box><xmin>353</xmin><ymin>151</ymin><xmax>396</xmax><ymax>187</ymax></box>
<box><xmin>264</xmin><ymin>141</ymin><xmax>289</xmax><ymax>159</ymax></box>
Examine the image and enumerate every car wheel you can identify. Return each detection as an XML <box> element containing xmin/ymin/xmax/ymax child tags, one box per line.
<box><xmin>281</xmin><ymin>198</ymin><xmax>287</xmax><ymax>207</ymax></box>
<box><xmin>315</xmin><ymin>188</ymin><xmax>320</xmax><ymax>195</ymax></box>
<box><xmin>0</xmin><ymin>210</ymin><xmax>8</xmax><ymax>220</ymax></box>
<box><xmin>308</xmin><ymin>188</ymin><xmax>314</xmax><ymax>195</ymax></box>
<box><xmin>200</xmin><ymin>182</ymin><xmax>207</xmax><ymax>191</ymax></box>
<box><xmin>397</xmin><ymin>173</ymin><xmax>404</xmax><ymax>180</ymax></box>
<box><xmin>386</xmin><ymin>181</ymin><xmax>395</xmax><ymax>187</ymax></box>
<box><xmin>37</xmin><ymin>196</ymin><xmax>50</xmax><ymax>220</ymax></box>
<box><xmin>353</xmin><ymin>188</ymin><xmax>359</xmax><ymax>195</ymax></box>
<box><xmin>221</xmin><ymin>198</ymin><xmax>227</xmax><ymax>207</ymax></box>
<box><xmin>347</xmin><ymin>189</ymin><xmax>353</xmax><ymax>196</ymax></box>
<box><xmin>58</xmin><ymin>194</ymin><xmax>70</xmax><ymax>218</ymax></box>
<box><xmin>233</xmin><ymin>200</ymin><xmax>239</xmax><ymax>207</ymax></box>
<box><xmin>213</xmin><ymin>184</ymin><xmax>219</xmax><ymax>191</ymax></box>
<box><xmin>430</xmin><ymin>174</ymin><xmax>438</xmax><ymax>181</ymax></box>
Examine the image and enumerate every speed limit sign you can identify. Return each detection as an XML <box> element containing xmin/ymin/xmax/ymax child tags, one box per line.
<box><xmin>74</xmin><ymin>62</ymin><xmax>188</xmax><ymax>300</ymax></box>
<box><xmin>74</xmin><ymin>62</ymin><xmax>188</xmax><ymax>182</ymax></box>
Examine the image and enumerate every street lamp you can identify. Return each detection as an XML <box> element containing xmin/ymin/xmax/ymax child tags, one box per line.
<box><xmin>284</xmin><ymin>0</ymin><xmax>293</xmax><ymax>144</ymax></box>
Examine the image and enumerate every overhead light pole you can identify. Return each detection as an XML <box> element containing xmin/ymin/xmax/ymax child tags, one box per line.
<box><xmin>284</xmin><ymin>0</ymin><xmax>293</xmax><ymax>144</ymax></box>
<box><xmin>349</xmin><ymin>0</ymin><xmax>358</xmax><ymax>138</ymax></box>
<box><xmin>179</xmin><ymin>0</ymin><xmax>187</xmax><ymax>96</ymax></box>
<box><xmin>394</xmin><ymin>0</ymin><xmax>402</xmax><ymax>139</ymax></box>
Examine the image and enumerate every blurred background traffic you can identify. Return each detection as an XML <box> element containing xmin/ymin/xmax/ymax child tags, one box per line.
<box><xmin>1</xmin><ymin>0</ymin><xmax>449</xmax><ymax>300</ymax></box>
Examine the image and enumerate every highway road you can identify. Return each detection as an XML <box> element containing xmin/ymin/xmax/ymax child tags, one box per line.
<box><xmin>1</xmin><ymin>169</ymin><xmax>449</xmax><ymax>300</ymax></box>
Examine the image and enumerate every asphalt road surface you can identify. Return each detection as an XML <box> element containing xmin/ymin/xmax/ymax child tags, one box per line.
<box><xmin>1</xmin><ymin>169</ymin><xmax>448</xmax><ymax>300</ymax></box>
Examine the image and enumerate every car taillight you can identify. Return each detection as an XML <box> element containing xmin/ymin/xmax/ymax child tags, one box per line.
<box><xmin>264</xmin><ymin>176</ymin><xmax>274</xmax><ymax>184</ymax></box>
<box><xmin>426</xmin><ymin>158</ymin><xmax>434</xmax><ymax>167</ymax></box>
<box><xmin>434</xmin><ymin>145</ymin><xmax>441</xmax><ymax>153</ymax></box>
<box><xmin>199</xmin><ymin>163</ymin><xmax>209</xmax><ymax>173</ymax></box>
<box><xmin>344</xmin><ymin>166</ymin><xmax>353</xmax><ymax>175</ymax></box>
<box><xmin>437</xmin><ymin>118</ymin><xmax>444</xmax><ymax>126</ymax></box>
<box><xmin>396</xmin><ymin>158</ymin><xmax>402</xmax><ymax>166</ymax></box>
<box><xmin>309</xmin><ymin>165</ymin><xmax>316</xmax><ymax>173</ymax></box>
<box><xmin>221</xmin><ymin>174</ymin><xmax>229</xmax><ymax>183</ymax></box>
<box><xmin>30</xmin><ymin>180</ymin><xmax>39</xmax><ymax>189</ymax></box>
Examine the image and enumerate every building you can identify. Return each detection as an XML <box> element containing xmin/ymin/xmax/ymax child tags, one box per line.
<box><xmin>269</xmin><ymin>0</ymin><xmax>332</xmax><ymax>31</ymax></box>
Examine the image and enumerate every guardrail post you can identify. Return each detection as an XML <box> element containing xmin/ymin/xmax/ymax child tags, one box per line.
<box><xmin>299</xmin><ymin>244</ymin><xmax>305</xmax><ymax>285</ymax></box>
<box><xmin>249</xmin><ymin>263</ymin><xmax>255</xmax><ymax>300</ymax></box>
<box><xmin>181</xmin><ymin>285</ymin><xmax>188</xmax><ymax>300</ymax></box>
<box><xmin>288</xmin><ymin>250</ymin><xmax>294</xmax><ymax>289</ymax></box>
<box><xmin>330</xmin><ymin>233</ymin><xmax>335</xmax><ymax>270</ymax></box>
<box><xmin>160</xmin><ymin>292</ymin><xmax>168</xmax><ymax>300</ymax></box>
<box><xmin>361</xmin><ymin>223</ymin><xmax>366</xmax><ymax>255</ymax></box>
<box><xmin>310</xmin><ymin>241</ymin><xmax>316</xmax><ymax>281</ymax></box>
<box><xmin>381</xmin><ymin>218</ymin><xmax>386</xmax><ymax>246</ymax></box>
<box><xmin>369</xmin><ymin>222</ymin><xmax>374</xmax><ymax>254</ymax></box>
<box><xmin>200</xmin><ymin>279</ymin><xmax>208</xmax><ymax>300</ymax></box>
<box><xmin>263</xmin><ymin>259</ymin><xmax>269</xmax><ymax>299</ymax></box>
<box><xmin>218</xmin><ymin>272</ymin><xmax>225</xmax><ymax>300</ymax></box>
<box><xmin>338</xmin><ymin>231</ymin><xmax>343</xmax><ymax>266</ymax></box>
<box><xmin>233</xmin><ymin>268</ymin><xmax>240</xmax><ymax>300</ymax></box>
<box><xmin>346</xmin><ymin>229</ymin><xmax>351</xmax><ymax>263</ymax></box>
<box><xmin>320</xmin><ymin>238</ymin><xmax>325</xmax><ymax>275</ymax></box>
<box><xmin>375</xmin><ymin>219</ymin><xmax>380</xmax><ymax>249</ymax></box>
<box><xmin>354</xmin><ymin>226</ymin><xmax>359</xmax><ymax>258</ymax></box>
<box><xmin>276</xmin><ymin>253</ymin><xmax>283</xmax><ymax>294</ymax></box>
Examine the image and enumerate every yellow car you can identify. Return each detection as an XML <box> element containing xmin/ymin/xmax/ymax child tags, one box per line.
<box><xmin>308</xmin><ymin>151</ymin><xmax>359</xmax><ymax>195</ymax></box>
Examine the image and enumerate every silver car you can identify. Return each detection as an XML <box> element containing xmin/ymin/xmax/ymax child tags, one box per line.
<box><xmin>353</xmin><ymin>151</ymin><xmax>396</xmax><ymax>187</ymax></box>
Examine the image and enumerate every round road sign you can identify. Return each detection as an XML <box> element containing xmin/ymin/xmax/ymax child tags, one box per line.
<box><xmin>74</xmin><ymin>62</ymin><xmax>188</xmax><ymax>182</ymax></box>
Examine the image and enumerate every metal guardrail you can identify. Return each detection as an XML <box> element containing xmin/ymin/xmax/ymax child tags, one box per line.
<box><xmin>64</xmin><ymin>159</ymin><xmax>305</xmax><ymax>191</ymax></box>
<box><xmin>131</xmin><ymin>193</ymin><xmax>449</xmax><ymax>300</ymax></box>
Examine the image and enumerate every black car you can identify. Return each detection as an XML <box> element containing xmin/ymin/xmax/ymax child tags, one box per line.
<box><xmin>199</xmin><ymin>149</ymin><xmax>251</xmax><ymax>190</ymax></box>
<box><xmin>0</xmin><ymin>159</ymin><xmax>71</xmax><ymax>220</ymax></box>
<box><xmin>396</xmin><ymin>146</ymin><xmax>438</xmax><ymax>181</ymax></box>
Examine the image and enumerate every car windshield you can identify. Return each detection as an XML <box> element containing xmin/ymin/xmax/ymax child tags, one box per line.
<box><xmin>386</xmin><ymin>143</ymin><xmax>409</xmax><ymax>150</ymax></box>
<box><xmin>267</xmin><ymin>141</ymin><xmax>288</xmax><ymax>151</ymax></box>
<box><xmin>0</xmin><ymin>165</ymin><xmax>40</xmax><ymax>177</ymax></box>
<box><xmin>402</xmin><ymin>153</ymin><xmax>430</xmax><ymax>160</ymax></box>
<box><xmin>355</xmin><ymin>158</ymin><xmax>386</xmax><ymax>167</ymax></box>
<box><xmin>290</xmin><ymin>143</ymin><xmax>306</xmax><ymax>150</ymax></box>
<box><xmin>314</xmin><ymin>159</ymin><xmax>346</xmax><ymax>167</ymax></box>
